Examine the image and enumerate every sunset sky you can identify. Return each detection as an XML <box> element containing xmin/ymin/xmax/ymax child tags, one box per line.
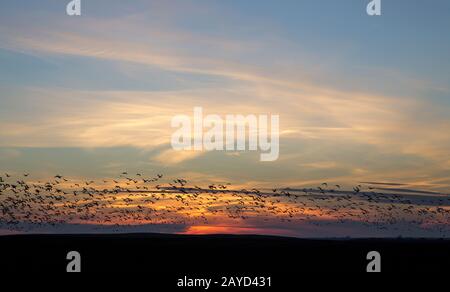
<box><xmin>0</xmin><ymin>1</ymin><xmax>449</xmax><ymax>237</ymax></box>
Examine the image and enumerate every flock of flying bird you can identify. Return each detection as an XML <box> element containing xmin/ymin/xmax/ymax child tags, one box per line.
<box><xmin>0</xmin><ymin>171</ymin><xmax>449</xmax><ymax>236</ymax></box>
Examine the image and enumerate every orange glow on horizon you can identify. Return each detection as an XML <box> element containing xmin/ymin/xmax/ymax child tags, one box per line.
<box><xmin>181</xmin><ymin>225</ymin><xmax>297</xmax><ymax>237</ymax></box>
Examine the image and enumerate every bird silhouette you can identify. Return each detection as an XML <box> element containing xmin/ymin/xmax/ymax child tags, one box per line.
<box><xmin>0</xmin><ymin>171</ymin><xmax>448</xmax><ymax>237</ymax></box>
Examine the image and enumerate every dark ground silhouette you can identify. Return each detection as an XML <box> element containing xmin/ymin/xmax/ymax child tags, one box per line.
<box><xmin>0</xmin><ymin>233</ymin><xmax>448</xmax><ymax>273</ymax></box>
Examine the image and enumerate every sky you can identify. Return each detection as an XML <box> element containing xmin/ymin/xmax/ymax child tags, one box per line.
<box><xmin>0</xmin><ymin>0</ymin><xmax>449</xmax><ymax>237</ymax></box>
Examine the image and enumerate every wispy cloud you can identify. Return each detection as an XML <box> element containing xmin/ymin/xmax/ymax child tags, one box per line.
<box><xmin>0</xmin><ymin>1</ymin><xmax>449</xmax><ymax>193</ymax></box>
